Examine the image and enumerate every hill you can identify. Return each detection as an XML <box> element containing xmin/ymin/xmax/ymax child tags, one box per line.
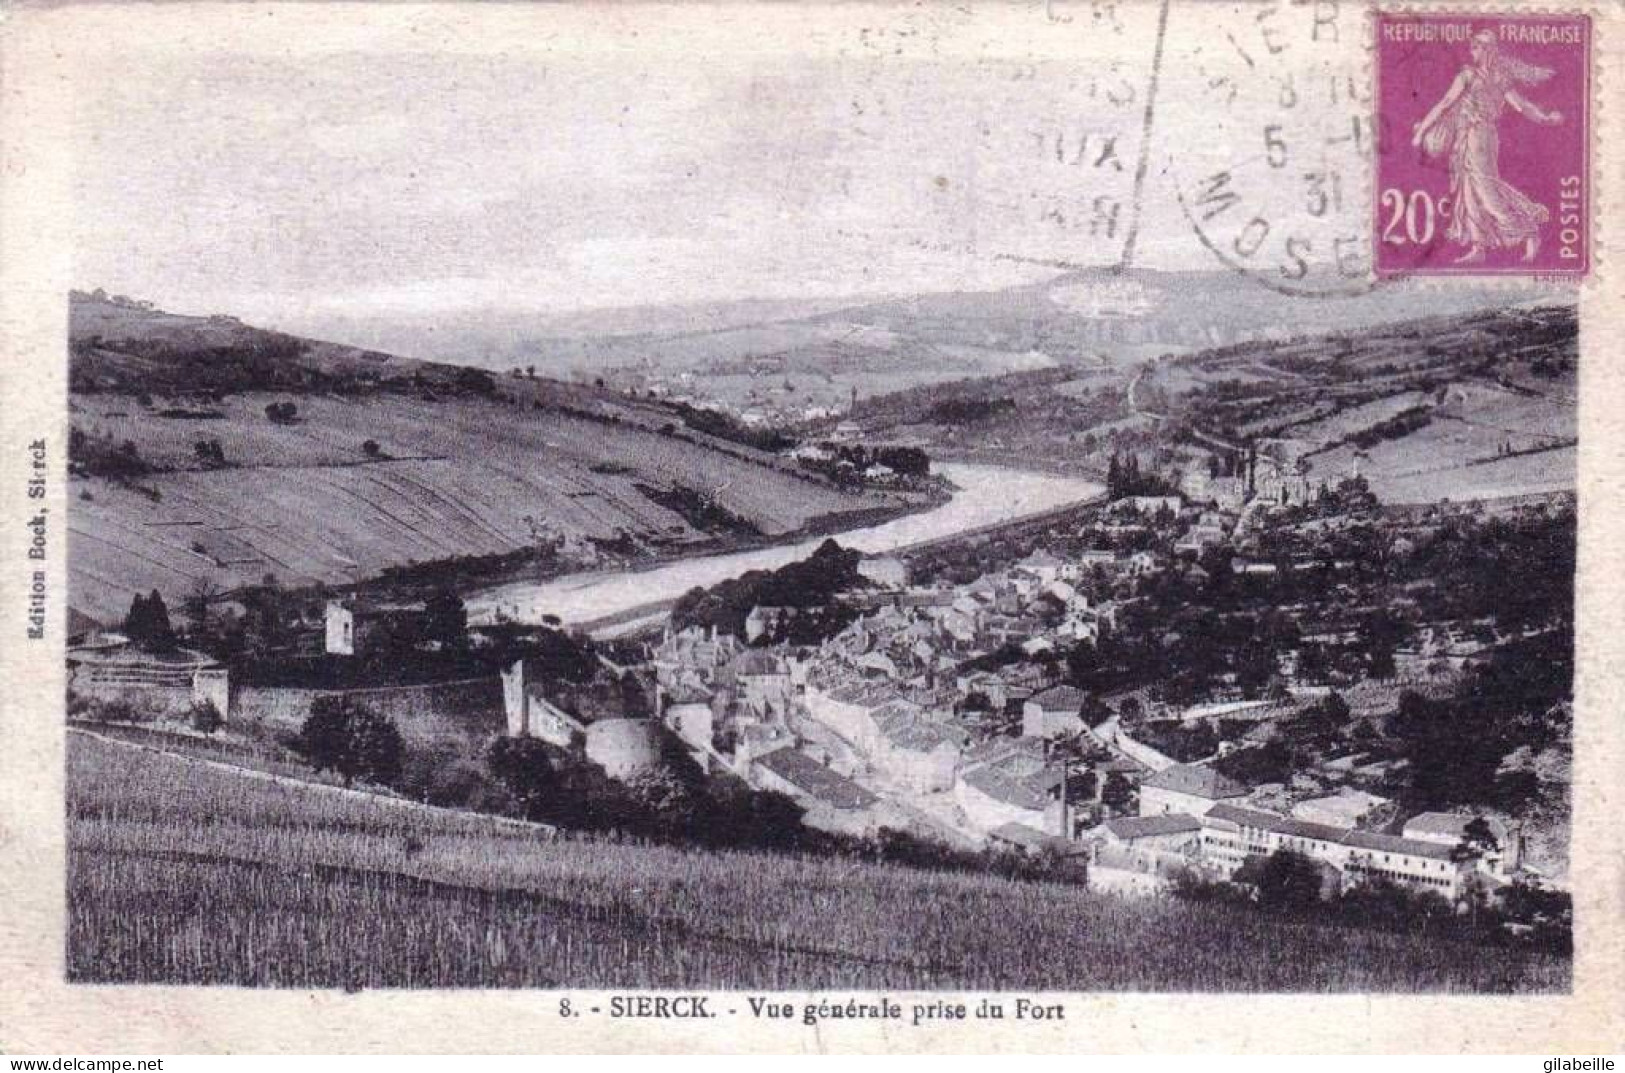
<box><xmin>66</xmin><ymin>293</ymin><xmax>910</xmax><ymax>623</ymax></box>
<box><xmin>1157</xmin><ymin>302</ymin><xmax>1577</xmax><ymax>503</ymax></box>
<box><xmin>67</xmin><ymin>732</ymin><xmax>1565</xmax><ymax>990</ymax></box>
<box><xmin>289</xmin><ymin>269</ymin><xmax>1550</xmax><ymax>376</ymax></box>
<box><xmin>235</xmin><ymin>270</ymin><xmax>1551</xmax><ymax>421</ymax></box>
<box><xmin>840</xmin><ymin>301</ymin><xmax>1577</xmax><ymax>499</ymax></box>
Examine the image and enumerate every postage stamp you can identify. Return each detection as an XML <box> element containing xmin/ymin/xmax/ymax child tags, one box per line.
<box><xmin>1374</xmin><ymin>12</ymin><xmax>1591</xmax><ymax>276</ymax></box>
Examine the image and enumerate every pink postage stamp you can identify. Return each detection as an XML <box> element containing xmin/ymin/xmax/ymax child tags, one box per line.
<box><xmin>1375</xmin><ymin>12</ymin><xmax>1590</xmax><ymax>276</ymax></box>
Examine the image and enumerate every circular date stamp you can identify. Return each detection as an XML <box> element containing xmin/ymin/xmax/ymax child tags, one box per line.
<box><xmin>1160</xmin><ymin>0</ymin><xmax>1377</xmax><ymax>295</ymax></box>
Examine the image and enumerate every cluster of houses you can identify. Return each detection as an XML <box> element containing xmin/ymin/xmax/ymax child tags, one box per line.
<box><xmin>73</xmin><ymin>444</ymin><xmax>1542</xmax><ymax>914</ymax></box>
<box><xmin>643</xmin><ymin>604</ymin><xmax>1081</xmax><ymax>841</ymax></box>
<box><xmin>637</xmin><ymin>469</ymin><xmax>1538</xmax><ymax>907</ymax></box>
<box><xmin>1180</xmin><ymin>438</ymin><xmax>1329</xmax><ymax>512</ymax></box>
<box><xmin>608</xmin><ymin>367</ymin><xmax>846</xmax><ymax>430</ymax></box>
<box><xmin>1088</xmin><ymin>759</ymin><xmax>1522</xmax><ymax>901</ymax></box>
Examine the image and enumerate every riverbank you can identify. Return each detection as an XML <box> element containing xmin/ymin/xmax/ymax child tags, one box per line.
<box><xmin>467</xmin><ymin>463</ymin><xmax>1105</xmax><ymax>629</ymax></box>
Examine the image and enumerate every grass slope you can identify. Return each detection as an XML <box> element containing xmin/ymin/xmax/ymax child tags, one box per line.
<box><xmin>67</xmin><ymin>734</ymin><xmax>1567</xmax><ymax>991</ymax></box>
<box><xmin>67</xmin><ymin>296</ymin><xmax>903</xmax><ymax>621</ymax></box>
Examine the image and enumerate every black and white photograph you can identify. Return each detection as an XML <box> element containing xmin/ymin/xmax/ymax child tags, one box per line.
<box><xmin>4</xmin><ymin>0</ymin><xmax>1608</xmax><ymax>1030</ymax></box>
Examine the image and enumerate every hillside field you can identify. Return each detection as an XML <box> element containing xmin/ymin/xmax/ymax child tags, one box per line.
<box><xmin>67</xmin><ymin>733</ymin><xmax>1567</xmax><ymax>991</ymax></box>
<box><xmin>1157</xmin><ymin>303</ymin><xmax>1578</xmax><ymax>503</ymax></box>
<box><xmin>68</xmin><ymin>296</ymin><xmax>906</xmax><ymax>622</ymax></box>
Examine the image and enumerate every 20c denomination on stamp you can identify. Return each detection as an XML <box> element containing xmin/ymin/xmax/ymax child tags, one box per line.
<box><xmin>1375</xmin><ymin>11</ymin><xmax>1590</xmax><ymax>276</ymax></box>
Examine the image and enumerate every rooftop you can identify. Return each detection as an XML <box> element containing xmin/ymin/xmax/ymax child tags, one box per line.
<box><xmin>1029</xmin><ymin>684</ymin><xmax>1086</xmax><ymax>711</ymax></box>
<box><xmin>1205</xmin><ymin>803</ymin><xmax>1459</xmax><ymax>861</ymax></box>
<box><xmin>755</xmin><ymin>749</ymin><xmax>878</xmax><ymax>810</ymax></box>
<box><xmin>961</xmin><ymin>763</ymin><xmax>1063</xmax><ymax>811</ymax></box>
<box><xmin>876</xmin><ymin>708</ymin><xmax>968</xmax><ymax>753</ymax></box>
<box><xmin>1402</xmin><ymin>811</ymin><xmax>1509</xmax><ymax>843</ymax></box>
<box><xmin>1103</xmin><ymin>814</ymin><xmax>1203</xmax><ymax>840</ymax></box>
<box><xmin>729</xmin><ymin>650</ymin><xmax>785</xmax><ymax>676</ymax></box>
<box><xmin>1141</xmin><ymin>763</ymin><xmax>1248</xmax><ymax>801</ymax></box>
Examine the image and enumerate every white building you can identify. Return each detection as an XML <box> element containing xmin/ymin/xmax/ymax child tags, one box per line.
<box><xmin>1086</xmin><ymin>843</ymin><xmax>1186</xmax><ymax>897</ymax></box>
<box><xmin>1022</xmin><ymin>684</ymin><xmax>1088</xmax><ymax>739</ymax></box>
<box><xmin>858</xmin><ymin>556</ymin><xmax>910</xmax><ymax>590</ymax></box>
<box><xmin>1137</xmin><ymin>763</ymin><xmax>1249</xmax><ymax>817</ymax></box>
<box><xmin>1402</xmin><ymin>812</ymin><xmax>1522</xmax><ymax>879</ymax></box>
<box><xmin>1199</xmin><ymin>803</ymin><xmax>1470</xmax><ymax>900</ymax></box>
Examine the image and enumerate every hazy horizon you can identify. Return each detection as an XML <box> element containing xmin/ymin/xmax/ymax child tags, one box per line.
<box><xmin>64</xmin><ymin>2</ymin><xmax>1375</xmax><ymax>351</ymax></box>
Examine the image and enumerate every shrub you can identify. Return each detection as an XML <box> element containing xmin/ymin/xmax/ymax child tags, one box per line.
<box><xmin>122</xmin><ymin>591</ymin><xmax>177</xmax><ymax>650</ymax></box>
<box><xmin>68</xmin><ymin>427</ymin><xmax>150</xmax><ymax>479</ymax></box>
<box><xmin>82</xmin><ymin>695</ymin><xmax>149</xmax><ymax>725</ymax></box>
<box><xmin>188</xmin><ymin>699</ymin><xmax>225</xmax><ymax>735</ymax></box>
<box><xmin>485</xmin><ymin>736</ymin><xmax>558</xmax><ymax>819</ymax></box>
<box><xmin>192</xmin><ymin>439</ymin><xmax>226</xmax><ymax>468</ymax></box>
<box><xmin>294</xmin><ymin>696</ymin><xmax>404</xmax><ymax>788</ymax></box>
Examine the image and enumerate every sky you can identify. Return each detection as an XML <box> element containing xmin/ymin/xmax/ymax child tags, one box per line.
<box><xmin>63</xmin><ymin>2</ymin><xmax>1374</xmax><ymax>338</ymax></box>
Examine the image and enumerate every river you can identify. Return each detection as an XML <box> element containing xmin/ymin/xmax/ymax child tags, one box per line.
<box><xmin>466</xmin><ymin>462</ymin><xmax>1104</xmax><ymax>630</ymax></box>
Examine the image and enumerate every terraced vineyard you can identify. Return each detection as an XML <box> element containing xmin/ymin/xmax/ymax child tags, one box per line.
<box><xmin>67</xmin><ymin>733</ymin><xmax>1568</xmax><ymax>991</ymax></box>
<box><xmin>68</xmin><ymin>296</ymin><xmax>908</xmax><ymax>622</ymax></box>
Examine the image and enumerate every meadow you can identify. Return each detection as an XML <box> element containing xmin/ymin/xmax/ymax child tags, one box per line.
<box><xmin>67</xmin><ymin>733</ymin><xmax>1568</xmax><ymax>992</ymax></box>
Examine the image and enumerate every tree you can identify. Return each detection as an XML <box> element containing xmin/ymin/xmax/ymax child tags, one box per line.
<box><xmin>422</xmin><ymin>589</ymin><xmax>468</xmax><ymax>649</ymax></box>
<box><xmin>295</xmin><ymin>696</ymin><xmax>404</xmax><ymax>787</ymax></box>
<box><xmin>264</xmin><ymin>401</ymin><xmax>298</xmax><ymax>423</ymax></box>
<box><xmin>362</xmin><ymin>439</ymin><xmax>382</xmax><ymax>458</ymax></box>
<box><xmin>123</xmin><ymin>590</ymin><xmax>176</xmax><ymax>650</ymax></box>
<box><xmin>1254</xmin><ymin>849</ymin><xmax>1325</xmax><ymax>912</ymax></box>
<box><xmin>183</xmin><ymin>575</ymin><xmax>221</xmax><ymax>638</ymax></box>
<box><xmin>486</xmin><ymin>736</ymin><xmax>557</xmax><ymax>819</ymax></box>
<box><xmin>1360</xmin><ymin>610</ymin><xmax>1407</xmax><ymax>680</ymax></box>
<box><xmin>1100</xmin><ymin>771</ymin><xmax>1136</xmax><ymax>814</ymax></box>
<box><xmin>1451</xmin><ymin>815</ymin><xmax>1499</xmax><ymax>924</ymax></box>
<box><xmin>188</xmin><ymin>698</ymin><xmax>224</xmax><ymax>735</ymax></box>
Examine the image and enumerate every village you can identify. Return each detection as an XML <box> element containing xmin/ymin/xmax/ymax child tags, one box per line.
<box><xmin>66</xmin><ymin>422</ymin><xmax>1572</xmax><ymax>929</ymax></box>
<box><xmin>634</xmin><ymin>445</ymin><xmax>1569</xmax><ymax>909</ymax></box>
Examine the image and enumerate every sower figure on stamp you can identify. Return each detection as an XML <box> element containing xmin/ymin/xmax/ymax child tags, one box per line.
<box><xmin>1411</xmin><ymin>29</ymin><xmax>1564</xmax><ymax>264</ymax></box>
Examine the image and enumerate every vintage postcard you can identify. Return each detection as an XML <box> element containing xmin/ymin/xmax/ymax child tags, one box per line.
<box><xmin>1</xmin><ymin>0</ymin><xmax>1622</xmax><ymax>1055</ymax></box>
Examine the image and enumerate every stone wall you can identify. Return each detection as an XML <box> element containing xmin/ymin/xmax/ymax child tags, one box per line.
<box><xmin>68</xmin><ymin>680</ymin><xmax>195</xmax><ymax>721</ymax></box>
<box><xmin>234</xmin><ymin>676</ymin><xmax>506</xmax><ymax>747</ymax></box>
